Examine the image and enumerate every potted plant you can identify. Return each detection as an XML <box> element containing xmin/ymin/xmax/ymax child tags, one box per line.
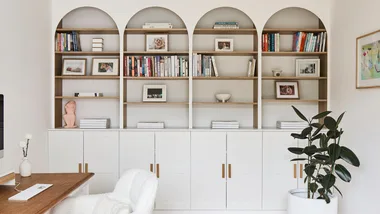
<box><xmin>287</xmin><ymin>106</ymin><xmax>360</xmax><ymax>214</ymax></box>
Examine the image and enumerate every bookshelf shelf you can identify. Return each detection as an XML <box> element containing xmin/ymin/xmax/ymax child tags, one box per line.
<box><xmin>262</xmin><ymin>76</ymin><xmax>327</xmax><ymax>80</ymax></box>
<box><xmin>56</xmin><ymin>28</ymin><xmax>119</xmax><ymax>34</ymax></box>
<box><xmin>55</xmin><ymin>76</ymin><xmax>120</xmax><ymax>79</ymax></box>
<box><xmin>124</xmin><ymin>102</ymin><xmax>189</xmax><ymax>105</ymax></box>
<box><xmin>55</xmin><ymin>96</ymin><xmax>120</xmax><ymax>99</ymax></box>
<box><xmin>263</xmin><ymin>28</ymin><xmax>326</xmax><ymax>34</ymax></box>
<box><xmin>262</xmin><ymin>51</ymin><xmax>327</xmax><ymax>56</ymax></box>
<box><xmin>193</xmin><ymin>76</ymin><xmax>257</xmax><ymax>80</ymax></box>
<box><xmin>262</xmin><ymin>99</ymin><xmax>327</xmax><ymax>103</ymax></box>
<box><xmin>124</xmin><ymin>51</ymin><xmax>189</xmax><ymax>55</ymax></box>
<box><xmin>193</xmin><ymin>102</ymin><xmax>258</xmax><ymax>105</ymax></box>
<box><xmin>125</xmin><ymin>28</ymin><xmax>187</xmax><ymax>34</ymax></box>
<box><xmin>193</xmin><ymin>28</ymin><xmax>257</xmax><ymax>35</ymax></box>
<box><xmin>193</xmin><ymin>51</ymin><xmax>258</xmax><ymax>56</ymax></box>
<box><xmin>124</xmin><ymin>77</ymin><xmax>189</xmax><ymax>80</ymax></box>
<box><xmin>55</xmin><ymin>51</ymin><xmax>120</xmax><ymax>56</ymax></box>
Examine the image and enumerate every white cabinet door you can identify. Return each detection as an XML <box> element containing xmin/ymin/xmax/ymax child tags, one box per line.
<box><xmin>155</xmin><ymin>132</ymin><xmax>190</xmax><ymax>209</ymax></box>
<box><xmin>297</xmin><ymin>139</ymin><xmax>308</xmax><ymax>189</ymax></box>
<box><xmin>226</xmin><ymin>132</ymin><xmax>262</xmax><ymax>210</ymax></box>
<box><xmin>48</xmin><ymin>131</ymin><xmax>83</xmax><ymax>173</ymax></box>
<box><xmin>84</xmin><ymin>131</ymin><xmax>119</xmax><ymax>194</ymax></box>
<box><xmin>263</xmin><ymin>132</ymin><xmax>298</xmax><ymax>210</ymax></box>
<box><xmin>191</xmin><ymin>132</ymin><xmax>227</xmax><ymax>210</ymax></box>
<box><xmin>119</xmin><ymin>132</ymin><xmax>155</xmax><ymax>175</ymax></box>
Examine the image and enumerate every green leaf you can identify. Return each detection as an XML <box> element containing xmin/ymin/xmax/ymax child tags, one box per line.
<box><xmin>312</xmin><ymin>111</ymin><xmax>332</xmax><ymax>120</ymax></box>
<box><xmin>311</xmin><ymin>123</ymin><xmax>322</xmax><ymax>128</ymax></box>
<box><xmin>318</xmin><ymin>188</ymin><xmax>325</xmax><ymax>196</ymax></box>
<box><xmin>291</xmin><ymin>133</ymin><xmax>307</xmax><ymax>140</ymax></box>
<box><xmin>301</xmin><ymin>127</ymin><xmax>312</xmax><ymax>138</ymax></box>
<box><xmin>313</xmin><ymin>124</ymin><xmax>324</xmax><ymax>136</ymax></box>
<box><xmin>309</xmin><ymin>183</ymin><xmax>318</xmax><ymax>193</ymax></box>
<box><xmin>290</xmin><ymin>158</ymin><xmax>308</xmax><ymax>161</ymax></box>
<box><xmin>322</xmin><ymin>174</ymin><xmax>336</xmax><ymax>189</ymax></box>
<box><xmin>314</xmin><ymin>154</ymin><xmax>329</xmax><ymax>161</ymax></box>
<box><xmin>304</xmin><ymin>145</ymin><xmax>318</xmax><ymax>156</ymax></box>
<box><xmin>288</xmin><ymin>147</ymin><xmax>304</xmax><ymax>155</ymax></box>
<box><xmin>335</xmin><ymin>164</ymin><xmax>351</xmax><ymax>182</ymax></box>
<box><xmin>292</xmin><ymin>105</ymin><xmax>308</xmax><ymax>122</ymax></box>
<box><xmin>327</xmin><ymin>130</ymin><xmax>342</xmax><ymax>139</ymax></box>
<box><xmin>340</xmin><ymin>146</ymin><xmax>360</xmax><ymax>167</ymax></box>
<box><xmin>333</xmin><ymin>185</ymin><xmax>343</xmax><ymax>197</ymax></box>
<box><xmin>328</xmin><ymin>144</ymin><xmax>341</xmax><ymax>162</ymax></box>
<box><xmin>324</xmin><ymin>116</ymin><xmax>337</xmax><ymax>130</ymax></box>
<box><xmin>324</xmin><ymin>193</ymin><xmax>331</xmax><ymax>204</ymax></box>
<box><xmin>311</xmin><ymin>133</ymin><xmax>322</xmax><ymax>141</ymax></box>
<box><xmin>319</xmin><ymin>134</ymin><xmax>328</xmax><ymax>148</ymax></box>
<box><xmin>304</xmin><ymin>164</ymin><xmax>316</xmax><ymax>176</ymax></box>
<box><xmin>336</xmin><ymin>112</ymin><xmax>345</xmax><ymax>126</ymax></box>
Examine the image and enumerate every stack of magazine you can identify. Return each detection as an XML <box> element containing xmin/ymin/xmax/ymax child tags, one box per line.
<box><xmin>276</xmin><ymin>121</ymin><xmax>308</xmax><ymax>129</ymax></box>
<box><xmin>211</xmin><ymin>120</ymin><xmax>239</xmax><ymax>129</ymax></box>
<box><xmin>137</xmin><ymin>122</ymin><xmax>164</xmax><ymax>129</ymax></box>
<box><xmin>80</xmin><ymin>118</ymin><xmax>110</xmax><ymax>129</ymax></box>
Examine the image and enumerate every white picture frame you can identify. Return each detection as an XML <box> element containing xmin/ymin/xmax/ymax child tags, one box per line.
<box><xmin>145</xmin><ymin>34</ymin><xmax>168</xmax><ymax>52</ymax></box>
<box><xmin>275</xmin><ymin>81</ymin><xmax>300</xmax><ymax>99</ymax></box>
<box><xmin>143</xmin><ymin>85</ymin><xmax>167</xmax><ymax>102</ymax></box>
<box><xmin>295</xmin><ymin>58</ymin><xmax>320</xmax><ymax>77</ymax></box>
<box><xmin>92</xmin><ymin>58</ymin><xmax>119</xmax><ymax>76</ymax></box>
<box><xmin>62</xmin><ymin>58</ymin><xmax>86</xmax><ymax>75</ymax></box>
<box><xmin>215</xmin><ymin>38</ymin><xmax>234</xmax><ymax>51</ymax></box>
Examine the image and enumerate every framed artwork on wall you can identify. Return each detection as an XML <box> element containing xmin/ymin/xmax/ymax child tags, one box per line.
<box><xmin>145</xmin><ymin>34</ymin><xmax>168</xmax><ymax>52</ymax></box>
<box><xmin>143</xmin><ymin>85</ymin><xmax>167</xmax><ymax>102</ymax></box>
<box><xmin>62</xmin><ymin>58</ymin><xmax>86</xmax><ymax>76</ymax></box>
<box><xmin>356</xmin><ymin>29</ymin><xmax>380</xmax><ymax>88</ymax></box>
<box><xmin>295</xmin><ymin>59</ymin><xmax>320</xmax><ymax>77</ymax></box>
<box><xmin>215</xmin><ymin>38</ymin><xmax>234</xmax><ymax>51</ymax></box>
<box><xmin>92</xmin><ymin>58</ymin><xmax>119</xmax><ymax>76</ymax></box>
<box><xmin>275</xmin><ymin>81</ymin><xmax>300</xmax><ymax>99</ymax></box>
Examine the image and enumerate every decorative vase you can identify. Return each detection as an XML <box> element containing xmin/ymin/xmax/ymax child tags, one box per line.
<box><xmin>19</xmin><ymin>157</ymin><xmax>32</xmax><ymax>177</ymax></box>
<box><xmin>288</xmin><ymin>189</ymin><xmax>338</xmax><ymax>214</ymax></box>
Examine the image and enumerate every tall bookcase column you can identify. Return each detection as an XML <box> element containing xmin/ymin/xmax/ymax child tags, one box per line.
<box><xmin>123</xmin><ymin>7</ymin><xmax>190</xmax><ymax>129</ymax></box>
<box><xmin>54</xmin><ymin>7</ymin><xmax>120</xmax><ymax>128</ymax></box>
<box><xmin>192</xmin><ymin>7</ymin><xmax>259</xmax><ymax>129</ymax></box>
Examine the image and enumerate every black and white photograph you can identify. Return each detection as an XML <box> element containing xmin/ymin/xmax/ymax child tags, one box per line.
<box><xmin>295</xmin><ymin>59</ymin><xmax>320</xmax><ymax>77</ymax></box>
<box><xmin>143</xmin><ymin>85</ymin><xmax>167</xmax><ymax>102</ymax></box>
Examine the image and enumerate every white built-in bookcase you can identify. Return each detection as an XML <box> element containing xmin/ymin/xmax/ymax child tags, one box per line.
<box><xmin>54</xmin><ymin>7</ymin><xmax>328</xmax><ymax>129</ymax></box>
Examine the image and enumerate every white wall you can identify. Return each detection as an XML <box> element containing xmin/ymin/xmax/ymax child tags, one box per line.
<box><xmin>331</xmin><ymin>0</ymin><xmax>380</xmax><ymax>214</ymax></box>
<box><xmin>0</xmin><ymin>0</ymin><xmax>51</xmax><ymax>173</ymax></box>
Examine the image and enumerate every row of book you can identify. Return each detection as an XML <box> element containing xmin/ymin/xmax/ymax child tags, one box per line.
<box><xmin>262</xmin><ymin>33</ymin><xmax>280</xmax><ymax>52</ymax></box>
<box><xmin>276</xmin><ymin>121</ymin><xmax>309</xmax><ymax>129</ymax></box>
<box><xmin>293</xmin><ymin>32</ymin><xmax>327</xmax><ymax>52</ymax></box>
<box><xmin>192</xmin><ymin>55</ymin><xmax>219</xmax><ymax>77</ymax></box>
<box><xmin>211</xmin><ymin>121</ymin><xmax>239</xmax><ymax>129</ymax></box>
<box><xmin>213</xmin><ymin>21</ymin><xmax>239</xmax><ymax>29</ymax></box>
<box><xmin>55</xmin><ymin>31</ymin><xmax>82</xmax><ymax>52</ymax></box>
<box><xmin>80</xmin><ymin>118</ymin><xmax>111</xmax><ymax>129</ymax></box>
<box><xmin>123</xmin><ymin>56</ymin><xmax>189</xmax><ymax>77</ymax></box>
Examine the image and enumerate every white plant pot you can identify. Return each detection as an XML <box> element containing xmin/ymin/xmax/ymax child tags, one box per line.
<box><xmin>288</xmin><ymin>189</ymin><xmax>338</xmax><ymax>214</ymax></box>
<box><xmin>19</xmin><ymin>157</ymin><xmax>32</xmax><ymax>177</ymax></box>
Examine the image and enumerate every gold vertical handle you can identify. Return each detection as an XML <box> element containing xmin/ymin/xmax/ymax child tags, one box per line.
<box><xmin>228</xmin><ymin>164</ymin><xmax>232</xmax><ymax>178</ymax></box>
<box><xmin>150</xmin><ymin>164</ymin><xmax>153</xmax><ymax>173</ymax></box>
<box><xmin>85</xmin><ymin>163</ymin><xmax>88</xmax><ymax>173</ymax></box>
<box><xmin>222</xmin><ymin>164</ymin><xmax>225</xmax><ymax>178</ymax></box>
<box><xmin>293</xmin><ymin>164</ymin><xmax>297</xmax><ymax>178</ymax></box>
<box><xmin>300</xmin><ymin>164</ymin><xmax>303</xmax><ymax>178</ymax></box>
<box><xmin>78</xmin><ymin>163</ymin><xmax>82</xmax><ymax>173</ymax></box>
<box><xmin>156</xmin><ymin>164</ymin><xmax>160</xmax><ymax>178</ymax></box>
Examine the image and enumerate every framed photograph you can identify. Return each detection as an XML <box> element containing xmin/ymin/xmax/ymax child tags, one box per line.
<box><xmin>92</xmin><ymin>58</ymin><xmax>119</xmax><ymax>76</ymax></box>
<box><xmin>145</xmin><ymin>34</ymin><xmax>168</xmax><ymax>52</ymax></box>
<box><xmin>215</xmin><ymin>38</ymin><xmax>234</xmax><ymax>51</ymax></box>
<box><xmin>143</xmin><ymin>85</ymin><xmax>167</xmax><ymax>102</ymax></box>
<box><xmin>356</xmin><ymin>29</ymin><xmax>380</xmax><ymax>88</ymax></box>
<box><xmin>62</xmin><ymin>58</ymin><xmax>86</xmax><ymax>75</ymax></box>
<box><xmin>295</xmin><ymin>59</ymin><xmax>320</xmax><ymax>77</ymax></box>
<box><xmin>275</xmin><ymin>81</ymin><xmax>300</xmax><ymax>99</ymax></box>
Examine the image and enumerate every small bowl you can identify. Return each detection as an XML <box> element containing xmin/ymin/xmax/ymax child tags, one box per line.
<box><xmin>215</xmin><ymin>94</ymin><xmax>231</xmax><ymax>103</ymax></box>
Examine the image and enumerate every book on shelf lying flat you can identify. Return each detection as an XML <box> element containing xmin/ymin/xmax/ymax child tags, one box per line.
<box><xmin>142</xmin><ymin>23</ymin><xmax>173</xmax><ymax>29</ymax></box>
<box><xmin>92</xmin><ymin>43</ymin><xmax>103</xmax><ymax>48</ymax></box>
<box><xmin>211</xmin><ymin>120</ymin><xmax>239</xmax><ymax>129</ymax></box>
<box><xmin>213</xmin><ymin>21</ymin><xmax>239</xmax><ymax>29</ymax></box>
<box><xmin>80</xmin><ymin>118</ymin><xmax>110</xmax><ymax>129</ymax></box>
<box><xmin>92</xmin><ymin>38</ymin><xmax>104</xmax><ymax>43</ymax></box>
<box><xmin>137</xmin><ymin>122</ymin><xmax>165</xmax><ymax>129</ymax></box>
<box><xmin>276</xmin><ymin>121</ymin><xmax>308</xmax><ymax>129</ymax></box>
<box><xmin>74</xmin><ymin>93</ymin><xmax>103</xmax><ymax>97</ymax></box>
<box><xmin>92</xmin><ymin>47</ymin><xmax>103</xmax><ymax>52</ymax></box>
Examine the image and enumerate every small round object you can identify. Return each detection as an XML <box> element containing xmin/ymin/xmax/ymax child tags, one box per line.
<box><xmin>215</xmin><ymin>94</ymin><xmax>231</xmax><ymax>103</ymax></box>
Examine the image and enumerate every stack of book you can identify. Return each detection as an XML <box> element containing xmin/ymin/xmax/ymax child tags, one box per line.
<box><xmin>211</xmin><ymin>121</ymin><xmax>239</xmax><ymax>129</ymax></box>
<box><xmin>92</xmin><ymin>38</ymin><xmax>103</xmax><ymax>52</ymax></box>
<box><xmin>80</xmin><ymin>118</ymin><xmax>110</xmax><ymax>129</ymax></box>
<box><xmin>213</xmin><ymin>21</ymin><xmax>239</xmax><ymax>29</ymax></box>
<box><xmin>262</xmin><ymin>33</ymin><xmax>280</xmax><ymax>52</ymax></box>
<box><xmin>55</xmin><ymin>31</ymin><xmax>81</xmax><ymax>52</ymax></box>
<box><xmin>192</xmin><ymin>54</ymin><xmax>219</xmax><ymax>77</ymax></box>
<box><xmin>74</xmin><ymin>92</ymin><xmax>103</xmax><ymax>97</ymax></box>
<box><xmin>276</xmin><ymin>121</ymin><xmax>309</xmax><ymax>129</ymax></box>
<box><xmin>142</xmin><ymin>22</ymin><xmax>173</xmax><ymax>29</ymax></box>
<box><xmin>137</xmin><ymin>122</ymin><xmax>165</xmax><ymax>129</ymax></box>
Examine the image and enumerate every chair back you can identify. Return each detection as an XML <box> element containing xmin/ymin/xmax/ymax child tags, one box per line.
<box><xmin>110</xmin><ymin>169</ymin><xmax>158</xmax><ymax>213</ymax></box>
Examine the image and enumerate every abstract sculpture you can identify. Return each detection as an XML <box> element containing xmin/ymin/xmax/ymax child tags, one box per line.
<box><xmin>63</xmin><ymin>100</ymin><xmax>77</xmax><ymax>128</ymax></box>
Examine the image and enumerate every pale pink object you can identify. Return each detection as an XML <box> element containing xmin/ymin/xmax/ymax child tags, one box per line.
<box><xmin>63</xmin><ymin>100</ymin><xmax>77</xmax><ymax>128</ymax></box>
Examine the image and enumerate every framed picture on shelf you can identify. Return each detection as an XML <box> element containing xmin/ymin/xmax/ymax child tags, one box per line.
<box><xmin>215</xmin><ymin>38</ymin><xmax>233</xmax><ymax>51</ymax></box>
<box><xmin>356</xmin><ymin>29</ymin><xmax>380</xmax><ymax>88</ymax></box>
<box><xmin>275</xmin><ymin>81</ymin><xmax>300</xmax><ymax>99</ymax></box>
<box><xmin>145</xmin><ymin>34</ymin><xmax>168</xmax><ymax>52</ymax></box>
<box><xmin>92</xmin><ymin>58</ymin><xmax>119</xmax><ymax>76</ymax></box>
<box><xmin>143</xmin><ymin>85</ymin><xmax>167</xmax><ymax>102</ymax></box>
<box><xmin>62</xmin><ymin>58</ymin><xmax>86</xmax><ymax>76</ymax></box>
<box><xmin>295</xmin><ymin>59</ymin><xmax>320</xmax><ymax>77</ymax></box>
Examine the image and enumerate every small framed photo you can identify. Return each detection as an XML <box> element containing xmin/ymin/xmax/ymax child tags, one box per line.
<box><xmin>145</xmin><ymin>34</ymin><xmax>168</xmax><ymax>52</ymax></box>
<box><xmin>92</xmin><ymin>58</ymin><xmax>119</xmax><ymax>76</ymax></box>
<box><xmin>295</xmin><ymin>59</ymin><xmax>320</xmax><ymax>77</ymax></box>
<box><xmin>275</xmin><ymin>81</ymin><xmax>300</xmax><ymax>99</ymax></box>
<box><xmin>215</xmin><ymin>38</ymin><xmax>233</xmax><ymax>51</ymax></box>
<box><xmin>143</xmin><ymin>85</ymin><xmax>167</xmax><ymax>102</ymax></box>
<box><xmin>62</xmin><ymin>58</ymin><xmax>86</xmax><ymax>75</ymax></box>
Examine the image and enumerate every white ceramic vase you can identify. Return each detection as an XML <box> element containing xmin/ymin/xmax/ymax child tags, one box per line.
<box><xmin>19</xmin><ymin>157</ymin><xmax>32</xmax><ymax>177</ymax></box>
<box><xmin>288</xmin><ymin>189</ymin><xmax>338</xmax><ymax>214</ymax></box>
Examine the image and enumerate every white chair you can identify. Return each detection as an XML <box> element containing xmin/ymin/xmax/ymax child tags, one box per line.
<box><xmin>52</xmin><ymin>169</ymin><xmax>158</xmax><ymax>214</ymax></box>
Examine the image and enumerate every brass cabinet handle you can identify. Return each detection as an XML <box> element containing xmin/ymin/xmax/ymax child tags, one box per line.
<box><xmin>85</xmin><ymin>163</ymin><xmax>88</xmax><ymax>173</ymax></box>
<box><xmin>150</xmin><ymin>164</ymin><xmax>153</xmax><ymax>173</ymax></box>
<box><xmin>228</xmin><ymin>164</ymin><xmax>232</xmax><ymax>178</ymax></box>
<box><xmin>222</xmin><ymin>164</ymin><xmax>225</xmax><ymax>178</ymax></box>
<box><xmin>293</xmin><ymin>164</ymin><xmax>297</xmax><ymax>178</ymax></box>
<box><xmin>156</xmin><ymin>164</ymin><xmax>160</xmax><ymax>178</ymax></box>
<box><xmin>79</xmin><ymin>163</ymin><xmax>82</xmax><ymax>173</ymax></box>
<box><xmin>300</xmin><ymin>164</ymin><xmax>303</xmax><ymax>178</ymax></box>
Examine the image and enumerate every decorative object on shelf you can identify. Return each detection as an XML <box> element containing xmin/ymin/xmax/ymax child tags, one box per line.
<box><xmin>74</xmin><ymin>92</ymin><xmax>103</xmax><ymax>97</ymax></box>
<box><xmin>142</xmin><ymin>22</ymin><xmax>173</xmax><ymax>29</ymax></box>
<box><xmin>145</xmin><ymin>34</ymin><xmax>168</xmax><ymax>52</ymax></box>
<box><xmin>272</xmin><ymin>68</ymin><xmax>283</xmax><ymax>77</ymax></box>
<box><xmin>295</xmin><ymin>59</ymin><xmax>320</xmax><ymax>77</ymax></box>
<box><xmin>213</xmin><ymin>21</ymin><xmax>239</xmax><ymax>29</ymax></box>
<box><xmin>92</xmin><ymin>58</ymin><xmax>119</xmax><ymax>76</ymax></box>
<box><xmin>215</xmin><ymin>93</ymin><xmax>231</xmax><ymax>103</ymax></box>
<box><xmin>143</xmin><ymin>85</ymin><xmax>167</xmax><ymax>102</ymax></box>
<box><xmin>356</xmin><ymin>29</ymin><xmax>380</xmax><ymax>88</ymax></box>
<box><xmin>63</xmin><ymin>100</ymin><xmax>77</xmax><ymax>128</ymax></box>
<box><xmin>92</xmin><ymin>38</ymin><xmax>103</xmax><ymax>52</ymax></box>
<box><xmin>275</xmin><ymin>81</ymin><xmax>300</xmax><ymax>99</ymax></box>
<box><xmin>287</xmin><ymin>106</ymin><xmax>360</xmax><ymax>214</ymax></box>
<box><xmin>137</xmin><ymin>122</ymin><xmax>165</xmax><ymax>129</ymax></box>
<box><xmin>62</xmin><ymin>58</ymin><xmax>86</xmax><ymax>76</ymax></box>
<box><xmin>19</xmin><ymin>134</ymin><xmax>33</xmax><ymax>177</ymax></box>
<box><xmin>248</xmin><ymin>59</ymin><xmax>256</xmax><ymax>77</ymax></box>
<box><xmin>215</xmin><ymin>38</ymin><xmax>233</xmax><ymax>51</ymax></box>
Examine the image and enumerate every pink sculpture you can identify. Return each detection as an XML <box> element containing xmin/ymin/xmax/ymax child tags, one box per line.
<box><xmin>63</xmin><ymin>100</ymin><xmax>77</xmax><ymax>128</ymax></box>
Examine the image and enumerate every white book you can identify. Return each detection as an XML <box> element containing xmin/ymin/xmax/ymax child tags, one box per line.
<box><xmin>92</xmin><ymin>38</ymin><xmax>103</xmax><ymax>43</ymax></box>
<box><xmin>92</xmin><ymin>47</ymin><xmax>103</xmax><ymax>52</ymax></box>
<box><xmin>247</xmin><ymin>60</ymin><xmax>252</xmax><ymax>77</ymax></box>
<box><xmin>252</xmin><ymin>59</ymin><xmax>256</xmax><ymax>76</ymax></box>
<box><xmin>211</xmin><ymin>56</ymin><xmax>219</xmax><ymax>77</ymax></box>
<box><xmin>92</xmin><ymin>43</ymin><xmax>103</xmax><ymax>48</ymax></box>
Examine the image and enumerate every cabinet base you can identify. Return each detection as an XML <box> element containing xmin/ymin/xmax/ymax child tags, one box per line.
<box><xmin>154</xmin><ymin>211</ymin><xmax>286</xmax><ymax>214</ymax></box>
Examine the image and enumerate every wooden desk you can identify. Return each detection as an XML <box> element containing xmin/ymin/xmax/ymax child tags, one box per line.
<box><xmin>0</xmin><ymin>173</ymin><xmax>94</xmax><ymax>214</ymax></box>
